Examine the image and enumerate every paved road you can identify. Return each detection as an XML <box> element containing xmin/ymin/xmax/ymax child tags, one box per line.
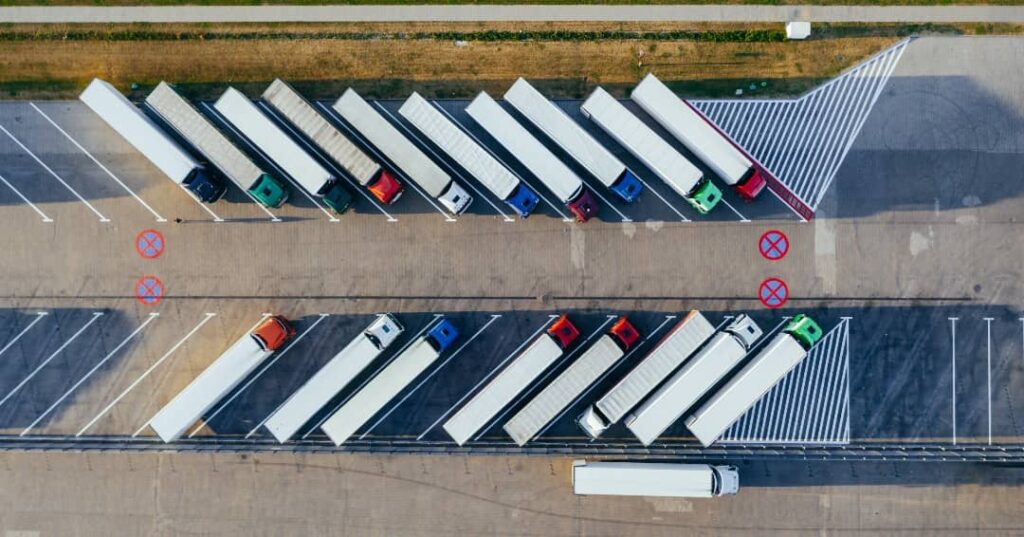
<box><xmin>1</xmin><ymin>5</ymin><xmax>1024</xmax><ymax>24</ymax></box>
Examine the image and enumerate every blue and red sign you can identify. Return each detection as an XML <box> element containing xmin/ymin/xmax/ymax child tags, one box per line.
<box><xmin>136</xmin><ymin>229</ymin><xmax>165</xmax><ymax>259</ymax></box>
<box><xmin>758</xmin><ymin>277</ymin><xmax>789</xmax><ymax>309</ymax></box>
<box><xmin>136</xmin><ymin>276</ymin><xmax>164</xmax><ymax>306</ymax></box>
<box><xmin>758</xmin><ymin>230</ymin><xmax>789</xmax><ymax>261</ymax></box>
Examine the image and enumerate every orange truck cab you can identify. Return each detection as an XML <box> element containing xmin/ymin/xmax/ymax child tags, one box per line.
<box><xmin>251</xmin><ymin>316</ymin><xmax>297</xmax><ymax>351</ymax></box>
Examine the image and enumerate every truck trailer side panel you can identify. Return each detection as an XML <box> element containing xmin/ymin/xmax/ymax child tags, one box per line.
<box><xmin>572</xmin><ymin>461</ymin><xmax>723</xmax><ymax>498</ymax></box>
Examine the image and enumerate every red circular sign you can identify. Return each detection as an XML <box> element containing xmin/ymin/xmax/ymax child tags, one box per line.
<box><xmin>135</xmin><ymin>276</ymin><xmax>164</xmax><ymax>306</ymax></box>
<box><xmin>758</xmin><ymin>277</ymin><xmax>789</xmax><ymax>309</ymax></box>
<box><xmin>136</xmin><ymin>229</ymin><xmax>165</xmax><ymax>259</ymax></box>
<box><xmin>758</xmin><ymin>230</ymin><xmax>789</xmax><ymax>261</ymax></box>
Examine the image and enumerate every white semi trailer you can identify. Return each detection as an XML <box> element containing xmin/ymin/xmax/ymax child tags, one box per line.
<box><xmin>625</xmin><ymin>315</ymin><xmax>763</xmax><ymax>446</ymax></box>
<box><xmin>398</xmin><ymin>92</ymin><xmax>540</xmax><ymax>217</ymax></box>
<box><xmin>631</xmin><ymin>74</ymin><xmax>767</xmax><ymax>200</ymax></box>
<box><xmin>503</xmin><ymin>78</ymin><xmax>643</xmax><ymax>203</ymax></box>
<box><xmin>465</xmin><ymin>91</ymin><xmax>599</xmax><ymax>222</ymax></box>
<box><xmin>685</xmin><ymin>314</ymin><xmax>824</xmax><ymax>447</ymax></box>
<box><xmin>144</xmin><ymin>82</ymin><xmax>289</xmax><ymax>209</ymax></box>
<box><xmin>80</xmin><ymin>78</ymin><xmax>226</xmax><ymax>203</ymax></box>
<box><xmin>580</xmin><ymin>87</ymin><xmax>721</xmax><ymax>215</ymax></box>
<box><xmin>320</xmin><ymin>320</ymin><xmax>459</xmax><ymax>445</ymax></box>
<box><xmin>502</xmin><ymin>318</ymin><xmax>639</xmax><ymax>446</ymax></box>
<box><xmin>572</xmin><ymin>461</ymin><xmax>739</xmax><ymax>498</ymax></box>
<box><xmin>332</xmin><ymin>89</ymin><xmax>473</xmax><ymax>214</ymax></box>
<box><xmin>442</xmin><ymin>315</ymin><xmax>580</xmax><ymax>446</ymax></box>
<box><xmin>263</xmin><ymin>314</ymin><xmax>404</xmax><ymax>443</ymax></box>
<box><xmin>577</xmin><ymin>311</ymin><xmax>715</xmax><ymax>439</ymax></box>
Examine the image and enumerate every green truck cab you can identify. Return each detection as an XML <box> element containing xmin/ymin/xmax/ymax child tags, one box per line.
<box><xmin>249</xmin><ymin>173</ymin><xmax>290</xmax><ymax>208</ymax></box>
<box><xmin>785</xmin><ymin>314</ymin><xmax>823</xmax><ymax>350</ymax></box>
<box><xmin>686</xmin><ymin>178</ymin><xmax>723</xmax><ymax>214</ymax></box>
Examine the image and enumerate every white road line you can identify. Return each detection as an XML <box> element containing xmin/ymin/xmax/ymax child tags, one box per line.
<box><xmin>178</xmin><ymin>183</ymin><xmax>225</xmax><ymax>222</ymax></box>
<box><xmin>0</xmin><ymin>123</ymin><xmax>110</xmax><ymax>222</ymax></box>
<box><xmin>371</xmin><ymin>101</ymin><xmax>513</xmax><ymax>222</ymax></box>
<box><xmin>191</xmin><ymin>102</ymin><xmax>281</xmax><ymax>222</ymax></box>
<box><xmin>985</xmin><ymin>317</ymin><xmax>994</xmax><ymax>445</ymax></box>
<box><xmin>358</xmin><ymin>314</ymin><xmax>502</xmax><ymax>440</ymax></box>
<box><xmin>76</xmin><ymin>312</ymin><xmax>216</xmax><ymax>437</ymax></box>
<box><xmin>31</xmin><ymin>103</ymin><xmax>167</xmax><ymax>222</ymax></box>
<box><xmin>717</xmin><ymin>197</ymin><xmax>749</xmax><ymax>223</ymax></box>
<box><xmin>785</xmin><ymin>75</ymin><xmax>847</xmax><ymax>194</ymax></box>
<box><xmin>791</xmin><ymin>73</ymin><xmax>857</xmax><ymax>195</ymax></box>
<box><xmin>473</xmin><ymin>315</ymin><xmax>616</xmax><ymax>442</ymax></box>
<box><xmin>431</xmin><ymin>102</ymin><xmax>573</xmax><ymax>222</ymax></box>
<box><xmin>20</xmin><ymin>313</ymin><xmax>159</xmax><ymax>436</ymax></box>
<box><xmin>0</xmin><ymin>312</ymin><xmax>48</xmax><ymax>360</ymax></box>
<box><xmin>187</xmin><ymin>313</ymin><xmax>330</xmax><ymax>438</ymax></box>
<box><xmin>949</xmin><ymin>317</ymin><xmax>958</xmax><ymax>445</ymax></box>
<box><xmin>299</xmin><ymin>315</ymin><xmax>444</xmax><ymax>440</ymax></box>
<box><xmin>581</xmin><ymin>179</ymin><xmax>632</xmax><ymax>223</ymax></box>
<box><xmin>627</xmin><ymin>170</ymin><xmax>689</xmax><ymax>222</ymax></box>
<box><xmin>0</xmin><ymin>171</ymin><xmax>52</xmax><ymax>222</ymax></box>
<box><xmin>418</xmin><ymin>315</ymin><xmax>558</xmax><ymax>441</ymax></box>
<box><xmin>0</xmin><ymin>312</ymin><xmax>104</xmax><ymax>411</ymax></box>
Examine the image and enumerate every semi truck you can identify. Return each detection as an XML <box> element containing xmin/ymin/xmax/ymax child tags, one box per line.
<box><xmin>503</xmin><ymin>78</ymin><xmax>644</xmax><ymax>203</ymax></box>
<box><xmin>261</xmin><ymin>79</ymin><xmax>404</xmax><ymax>205</ymax></box>
<box><xmin>79</xmin><ymin>78</ymin><xmax>226</xmax><ymax>203</ymax></box>
<box><xmin>320</xmin><ymin>320</ymin><xmax>460</xmax><ymax>445</ymax></box>
<box><xmin>465</xmin><ymin>92</ymin><xmax>600</xmax><ymax>222</ymax></box>
<box><xmin>148</xmin><ymin>316</ymin><xmax>296</xmax><ymax>442</ymax></box>
<box><xmin>502</xmin><ymin>317</ymin><xmax>639</xmax><ymax>446</ymax></box>
<box><xmin>144</xmin><ymin>82</ymin><xmax>289</xmax><ymax>208</ymax></box>
<box><xmin>572</xmin><ymin>461</ymin><xmax>739</xmax><ymax>498</ymax></box>
<box><xmin>580</xmin><ymin>87</ymin><xmax>722</xmax><ymax>214</ymax></box>
<box><xmin>263</xmin><ymin>314</ymin><xmax>404</xmax><ymax>443</ymax></box>
<box><xmin>213</xmin><ymin>87</ymin><xmax>354</xmax><ymax>213</ymax></box>
<box><xmin>443</xmin><ymin>315</ymin><xmax>580</xmax><ymax>446</ymax></box>
<box><xmin>625</xmin><ymin>315</ymin><xmax>763</xmax><ymax>446</ymax></box>
<box><xmin>398</xmin><ymin>92</ymin><xmax>540</xmax><ymax>218</ymax></box>
<box><xmin>332</xmin><ymin>89</ymin><xmax>473</xmax><ymax>214</ymax></box>
<box><xmin>631</xmin><ymin>74</ymin><xmax>767</xmax><ymax>200</ymax></box>
<box><xmin>685</xmin><ymin>314</ymin><xmax>824</xmax><ymax>447</ymax></box>
<box><xmin>577</xmin><ymin>311</ymin><xmax>716</xmax><ymax>439</ymax></box>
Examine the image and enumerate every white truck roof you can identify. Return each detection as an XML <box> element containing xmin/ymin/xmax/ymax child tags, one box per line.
<box><xmin>145</xmin><ymin>82</ymin><xmax>264</xmax><ymax>190</ymax></box>
<box><xmin>626</xmin><ymin>316</ymin><xmax>762</xmax><ymax>446</ymax></box>
<box><xmin>595</xmin><ymin>311</ymin><xmax>715</xmax><ymax>425</ymax></box>
<box><xmin>399</xmin><ymin>92</ymin><xmax>519</xmax><ymax>200</ymax></box>
<box><xmin>465</xmin><ymin>91</ymin><xmax>583</xmax><ymax>203</ymax></box>
<box><xmin>503</xmin><ymin>334</ymin><xmax>623</xmax><ymax>446</ymax></box>
<box><xmin>332</xmin><ymin>89</ymin><xmax>451</xmax><ymax>197</ymax></box>
<box><xmin>261</xmin><ymin>79</ymin><xmax>381</xmax><ymax>186</ymax></box>
<box><xmin>80</xmin><ymin>78</ymin><xmax>199</xmax><ymax>184</ymax></box>
<box><xmin>504</xmin><ymin>78</ymin><xmax>626</xmax><ymax>187</ymax></box>
<box><xmin>572</xmin><ymin>461</ymin><xmax>720</xmax><ymax>498</ymax></box>
<box><xmin>580</xmin><ymin>87</ymin><xmax>703</xmax><ymax>198</ymax></box>
<box><xmin>321</xmin><ymin>337</ymin><xmax>440</xmax><ymax>445</ymax></box>
<box><xmin>148</xmin><ymin>334</ymin><xmax>270</xmax><ymax>442</ymax></box>
<box><xmin>213</xmin><ymin>87</ymin><xmax>334</xmax><ymax>196</ymax></box>
<box><xmin>685</xmin><ymin>333</ymin><xmax>808</xmax><ymax>447</ymax></box>
<box><xmin>443</xmin><ymin>334</ymin><xmax>563</xmax><ymax>446</ymax></box>
<box><xmin>631</xmin><ymin>74</ymin><xmax>751</xmax><ymax>185</ymax></box>
<box><xmin>264</xmin><ymin>331</ymin><xmax>387</xmax><ymax>443</ymax></box>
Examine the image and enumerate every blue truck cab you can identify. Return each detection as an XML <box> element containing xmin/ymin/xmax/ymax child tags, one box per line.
<box><xmin>609</xmin><ymin>169</ymin><xmax>644</xmax><ymax>203</ymax></box>
<box><xmin>506</xmin><ymin>183</ymin><xmax>541</xmax><ymax>218</ymax></box>
<box><xmin>183</xmin><ymin>167</ymin><xmax>227</xmax><ymax>203</ymax></box>
<box><xmin>427</xmin><ymin>319</ymin><xmax>460</xmax><ymax>353</ymax></box>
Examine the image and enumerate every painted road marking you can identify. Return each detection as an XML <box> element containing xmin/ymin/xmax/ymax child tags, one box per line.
<box><xmin>76</xmin><ymin>312</ymin><xmax>217</xmax><ymax>437</ymax></box>
<box><xmin>0</xmin><ymin>312</ymin><xmax>49</xmax><ymax>361</ymax></box>
<box><xmin>135</xmin><ymin>276</ymin><xmax>164</xmax><ymax>306</ymax></box>
<box><xmin>358</xmin><ymin>314</ymin><xmax>503</xmax><ymax>441</ymax></box>
<box><xmin>626</xmin><ymin>169</ymin><xmax>690</xmax><ymax>223</ymax></box>
<box><xmin>759</xmin><ymin>278</ymin><xmax>789</xmax><ymax>309</ymax></box>
<box><xmin>949</xmin><ymin>317</ymin><xmax>958</xmax><ymax>445</ymax></box>
<box><xmin>759</xmin><ymin>229</ymin><xmax>789</xmax><ymax>261</ymax></box>
<box><xmin>20</xmin><ymin>313</ymin><xmax>159</xmax><ymax>436</ymax></box>
<box><xmin>187</xmin><ymin>313</ymin><xmax>331</xmax><ymax>438</ymax></box>
<box><xmin>136</xmin><ymin>229</ymin><xmax>165</xmax><ymax>259</ymax></box>
<box><xmin>0</xmin><ymin>171</ymin><xmax>52</xmax><ymax>222</ymax></box>
<box><xmin>418</xmin><ymin>315</ymin><xmax>559</xmax><ymax>441</ymax></box>
<box><xmin>0</xmin><ymin>122</ymin><xmax>110</xmax><ymax>222</ymax></box>
<box><xmin>0</xmin><ymin>312</ymin><xmax>104</xmax><ymax>412</ymax></box>
<box><xmin>30</xmin><ymin>103</ymin><xmax>167</xmax><ymax>222</ymax></box>
<box><xmin>985</xmin><ymin>317</ymin><xmax>994</xmax><ymax>445</ymax></box>
<box><xmin>178</xmin><ymin>183</ymin><xmax>225</xmax><ymax>222</ymax></box>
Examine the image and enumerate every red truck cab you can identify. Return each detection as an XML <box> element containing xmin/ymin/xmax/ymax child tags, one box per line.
<box><xmin>567</xmin><ymin>189</ymin><xmax>599</xmax><ymax>222</ymax></box>
<box><xmin>368</xmin><ymin>169</ymin><xmax>404</xmax><ymax>205</ymax></box>
<box><xmin>547</xmin><ymin>315</ymin><xmax>581</xmax><ymax>349</ymax></box>
<box><xmin>608</xmin><ymin>317</ymin><xmax>641</xmax><ymax>351</ymax></box>
<box><xmin>735</xmin><ymin>167</ymin><xmax>767</xmax><ymax>200</ymax></box>
<box><xmin>251</xmin><ymin>315</ymin><xmax>297</xmax><ymax>351</ymax></box>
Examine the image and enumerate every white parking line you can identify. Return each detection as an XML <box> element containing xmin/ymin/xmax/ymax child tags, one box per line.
<box><xmin>76</xmin><ymin>312</ymin><xmax>216</xmax><ymax>437</ymax></box>
<box><xmin>985</xmin><ymin>317</ymin><xmax>994</xmax><ymax>445</ymax></box>
<box><xmin>418</xmin><ymin>315</ymin><xmax>558</xmax><ymax>441</ymax></box>
<box><xmin>0</xmin><ymin>123</ymin><xmax>110</xmax><ymax>222</ymax></box>
<box><xmin>718</xmin><ymin>197</ymin><xmax>749</xmax><ymax>223</ymax></box>
<box><xmin>30</xmin><ymin>103</ymin><xmax>167</xmax><ymax>223</ymax></box>
<box><xmin>0</xmin><ymin>312</ymin><xmax>103</xmax><ymax>411</ymax></box>
<box><xmin>0</xmin><ymin>171</ymin><xmax>52</xmax><ymax>222</ymax></box>
<box><xmin>0</xmin><ymin>312</ymin><xmax>48</xmax><ymax>361</ymax></box>
<box><xmin>581</xmin><ymin>179</ymin><xmax>632</xmax><ymax>223</ymax></box>
<box><xmin>628</xmin><ymin>169</ymin><xmax>689</xmax><ymax>223</ymax></box>
<box><xmin>323</xmin><ymin>103</ymin><xmax>455</xmax><ymax>222</ymax></box>
<box><xmin>187</xmin><ymin>313</ymin><xmax>330</xmax><ymax>438</ymax></box>
<box><xmin>372</xmin><ymin>101</ymin><xmax>513</xmax><ymax>223</ymax></box>
<box><xmin>949</xmin><ymin>317</ymin><xmax>957</xmax><ymax>445</ymax></box>
<box><xmin>20</xmin><ymin>313</ymin><xmax>158</xmax><ymax>436</ymax></box>
<box><xmin>358</xmin><ymin>314</ymin><xmax>502</xmax><ymax>440</ymax></box>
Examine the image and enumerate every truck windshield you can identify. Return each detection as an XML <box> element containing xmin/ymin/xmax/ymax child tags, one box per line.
<box><xmin>710</xmin><ymin>468</ymin><xmax>722</xmax><ymax>496</ymax></box>
<box><xmin>365</xmin><ymin>333</ymin><xmax>383</xmax><ymax>350</ymax></box>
